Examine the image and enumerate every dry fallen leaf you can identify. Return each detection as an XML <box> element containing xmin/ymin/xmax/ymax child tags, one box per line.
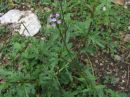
<box><xmin>112</xmin><ymin>0</ymin><xmax>125</xmax><ymax>5</ymax></box>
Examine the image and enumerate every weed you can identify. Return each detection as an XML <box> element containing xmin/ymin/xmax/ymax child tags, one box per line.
<box><xmin>0</xmin><ymin>0</ymin><xmax>130</xmax><ymax>97</ymax></box>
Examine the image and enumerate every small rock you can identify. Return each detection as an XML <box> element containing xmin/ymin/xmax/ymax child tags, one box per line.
<box><xmin>95</xmin><ymin>60</ymin><xmax>99</xmax><ymax>64</ymax></box>
<box><xmin>120</xmin><ymin>86</ymin><xmax>125</xmax><ymax>90</ymax></box>
<box><xmin>114</xmin><ymin>55</ymin><xmax>121</xmax><ymax>61</ymax></box>
<box><xmin>100</xmin><ymin>63</ymin><xmax>103</xmax><ymax>66</ymax></box>
<box><xmin>128</xmin><ymin>25</ymin><xmax>130</xmax><ymax>30</ymax></box>
<box><xmin>41</xmin><ymin>37</ymin><xmax>46</xmax><ymax>40</ymax></box>
<box><xmin>106</xmin><ymin>71</ymin><xmax>112</xmax><ymax>74</ymax></box>
<box><xmin>124</xmin><ymin>34</ymin><xmax>130</xmax><ymax>42</ymax></box>
<box><xmin>110</xmin><ymin>62</ymin><xmax>114</xmax><ymax>66</ymax></box>
<box><xmin>122</xmin><ymin>80</ymin><xmax>125</xmax><ymax>83</ymax></box>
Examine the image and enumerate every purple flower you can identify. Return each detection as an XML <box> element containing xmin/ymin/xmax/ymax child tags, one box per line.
<box><xmin>50</xmin><ymin>18</ymin><xmax>57</xmax><ymax>22</ymax></box>
<box><xmin>48</xmin><ymin>13</ymin><xmax>61</xmax><ymax>28</ymax></box>
<box><xmin>55</xmin><ymin>13</ymin><xmax>60</xmax><ymax>17</ymax></box>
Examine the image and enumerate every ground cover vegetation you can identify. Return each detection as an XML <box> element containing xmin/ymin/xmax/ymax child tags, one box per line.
<box><xmin>0</xmin><ymin>0</ymin><xmax>130</xmax><ymax>97</ymax></box>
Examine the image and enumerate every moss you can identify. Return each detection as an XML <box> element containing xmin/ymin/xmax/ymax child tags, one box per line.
<box><xmin>0</xmin><ymin>0</ymin><xmax>14</xmax><ymax>8</ymax></box>
<box><xmin>8</xmin><ymin>0</ymin><xmax>15</xmax><ymax>8</ymax></box>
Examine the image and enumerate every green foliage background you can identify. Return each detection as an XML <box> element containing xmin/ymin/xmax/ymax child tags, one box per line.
<box><xmin>0</xmin><ymin>0</ymin><xmax>130</xmax><ymax>97</ymax></box>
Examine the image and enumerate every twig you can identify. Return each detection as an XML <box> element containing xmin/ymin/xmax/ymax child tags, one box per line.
<box><xmin>124</xmin><ymin>61</ymin><xmax>130</xmax><ymax>89</ymax></box>
<box><xmin>86</xmin><ymin>54</ymin><xmax>95</xmax><ymax>76</ymax></box>
<box><xmin>127</xmin><ymin>64</ymin><xmax>130</xmax><ymax>88</ymax></box>
<box><xmin>59</xmin><ymin>0</ymin><xmax>68</xmax><ymax>39</ymax></box>
<box><xmin>58</xmin><ymin>1</ymin><xmax>72</xmax><ymax>56</ymax></box>
<box><xmin>1</xmin><ymin>79</ymin><xmax>36</xmax><ymax>84</ymax></box>
<box><xmin>21</xmin><ymin>22</ymin><xmax>31</xmax><ymax>36</ymax></box>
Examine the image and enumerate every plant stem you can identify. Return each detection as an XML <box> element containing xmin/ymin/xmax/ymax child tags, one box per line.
<box><xmin>58</xmin><ymin>1</ymin><xmax>72</xmax><ymax>56</ymax></box>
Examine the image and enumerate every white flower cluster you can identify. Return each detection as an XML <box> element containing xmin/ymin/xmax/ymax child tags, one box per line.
<box><xmin>102</xmin><ymin>6</ymin><xmax>106</xmax><ymax>11</ymax></box>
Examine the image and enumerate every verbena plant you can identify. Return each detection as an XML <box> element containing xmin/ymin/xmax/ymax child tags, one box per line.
<box><xmin>0</xmin><ymin>0</ymin><xmax>130</xmax><ymax>97</ymax></box>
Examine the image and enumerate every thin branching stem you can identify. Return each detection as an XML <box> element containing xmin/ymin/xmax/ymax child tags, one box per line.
<box><xmin>57</xmin><ymin>1</ymin><xmax>72</xmax><ymax>56</ymax></box>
